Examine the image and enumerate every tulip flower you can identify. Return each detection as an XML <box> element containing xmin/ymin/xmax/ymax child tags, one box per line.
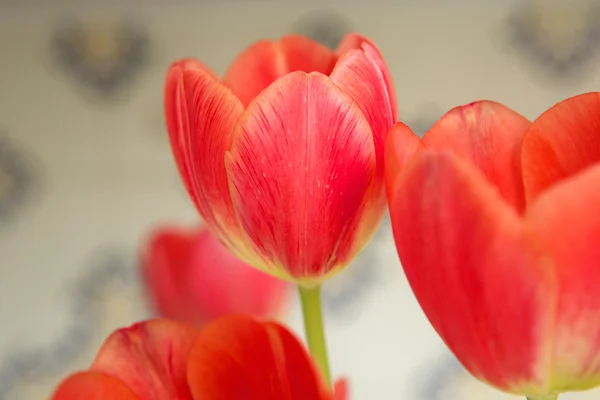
<box><xmin>140</xmin><ymin>225</ymin><xmax>290</xmax><ymax>326</ymax></box>
<box><xmin>385</xmin><ymin>93</ymin><xmax>600</xmax><ymax>400</ymax></box>
<box><xmin>50</xmin><ymin>316</ymin><xmax>348</xmax><ymax>400</ymax></box>
<box><xmin>163</xmin><ymin>33</ymin><xmax>396</xmax><ymax>285</ymax></box>
<box><xmin>164</xmin><ymin>33</ymin><xmax>396</xmax><ymax>386</ymax></box>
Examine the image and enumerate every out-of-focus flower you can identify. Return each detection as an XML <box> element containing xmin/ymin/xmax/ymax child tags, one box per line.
<box><xmin>141</xmin><ymin>225</ymin><xmax>290</xmax><ymax>325</ymax></box>
<box><xmin>385</xmin><ymin>93</ymin><xmax>600</xmax><ymax>398</ymax></box>
<box><xmin>164</xmin><ymin>33</ymin><xmax>396</xmax><ymax>286</ymax></box>
<box><xmin>50</xmin><ymin>316</ymin><xmax>348</xmax><ymax>400</ymax></box>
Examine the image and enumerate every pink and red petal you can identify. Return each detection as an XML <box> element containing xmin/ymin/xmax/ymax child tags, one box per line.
<box><xmin>187</xmin><ymin>315</ymin><xmax>331</xmax><ymax>400</ymax></box>
<box><xmin>141</xmin><ymin>226</ymin><xmax>289</xmax><ymax>325</ymax></box>
<box><xmin>51</xmin><ymin>372</ymin><xmax>138</xmax><ymax>400</ymax></box>
<box><xmin>526</xmin><ymin>164</ymin><xmax>600</xmax><ymax>391</ymax></box>
<box><xmin>224</xmin><ymin>35</ymin><xmax>336</xmax><ymax>107</ymax></box>
<box><xmin>521</xmin><ymin>92</ymin><xmax>600</xmax><ymax>202</ymax></box>
<box><xmin>90</xmin><ymin>320</ymin><xmax>200</xmax><ymax>400</ymax></box>
<box><xmin>164</xmin><ymin>59</ymin><xmax>208</xmax><ymax>209</ymax></box>
<box><xmin>388</xmin><ymin>150</ymin><xmax>550</xmax><ymax>392</ymax></box>
<box><xmin>329</xmin><ymin>47</ymin><xmax>397</xmax><ymax>248</ymax></box>
<box><xmin>335</xmin><ymin>33</ymin><xmax>397</xmax><ymax>122</ymax></box>
<box><xmin>225</xmin><ymin>71</ymin><xmax>375</xmax><ymax>279</ymax></box>
<box><xmin>186</xmin><ymin>228</ymin><xmax>290</xmax><ymax>320</ymax></box>
<box><xmin>140</xmin><ymin>227</ymin><xmax>201</xmax><ymax>324</ymax></box>
<box><xmin>164</xmin><ymin>60</ymin><xmax>244</xmax><ymax>245</ymax></box>
<box><xmin>330</xmin><ymin>48</ymin><xmax>395</xmax><ymax>180</ymax></box>
<box><xmin>421</xmin><ymin>101</ymin><xmax>531</xmax><ymax>212</ymax></box>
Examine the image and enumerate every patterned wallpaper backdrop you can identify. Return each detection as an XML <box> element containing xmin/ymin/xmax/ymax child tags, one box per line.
<box><xmin>0</xmin><ymin>1</ymin><xmax>600</xmax><ymax>399</ymax></box>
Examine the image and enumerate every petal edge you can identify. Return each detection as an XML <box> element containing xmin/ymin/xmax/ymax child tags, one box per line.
<box><xmin>522</xmin><ymin>92</ymin><xmax>600</xmax><ymax>202</ymax></box>
<box><xmin>164</xmin><ymin>59</ymin><xmax>244</xmax><ymax>246</ymax></box>
<box><xmin>51</xmin><ymin>371</ymin><xmax>138</xmax><ymax>400</ymax></box>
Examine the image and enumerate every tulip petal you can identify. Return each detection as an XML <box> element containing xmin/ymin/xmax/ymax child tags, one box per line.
<box><xmin>526</xmin><ymin>164</ymin><xmax>600</xmax><ymax>392</ymax></box>
<box><xmin>141</xmin><ymin>227</ymin><xmax>200</xmax><ymax>324</ymax></box>
<box><xmin>330</xmin><ymin>48</ymin><xmax>395</xmax><ymax>179</ymax></box>
<box><xmin>384</xmin><ymin>122</ymin><xmax>424</xmax><ymax>196</ymax></box>
<box><xmin>90</xmin><ymin>320</ymin><xmax>200</xmax><ymax>400</ymax></box>
<box><xmin>187</xmin><ymin>315</ymin><xmax>331</xmax><ymax>400</ymax></box>
<box><xmin>141</xmin><ymin>226</ymin><xmax>288</xmax><ymax>325</ymax></box>
<box><xmin>335</xmin><ymin>33</ymin><xmax>397</xmax><ymax>121</ymax></box>
<box><xmin>164</xmin><ymin>60</ymin><xmax>244</xmax><ymax>245</ymax></box>
<box><xmin>329</xmin><ymin>47</ymin><xmax>397</xmax><ymax>249</ymax></box>
<box><xmin>226</xmin><ymin>71</ymin><xmax>375</xmax><ymax>279</ymax></box>
<box><xmin>333</xmin><ymin>378</ymin><xmax>349</xmax><ymax>400</ymax></box>
<box><xmin>51</xmin><ymin>372</ymin><xmax>138</xmax><ymax>400</ymax></box>
<box><xmin>188</xmin><ymin>228</ymin><xmax>290</xmax><ymax>319</ymax></box>
<box><xmin>521</xmin><ymin>92</ymin><xmax>600</xmax><ymax>202</ymax></box>
<box><xmin>421</xmin><ymin>101</ymin><xmax>531</xmax><ymax>212</ymax></box>
<box><xmin>224</xmin><ymin>35</ymin><xmax>336</xmax><ymax>107</ymax></box>
<box><xmin>389</xmin><ymin>150</ymin><xmax>550</xmax><ymax>392</ymax></box>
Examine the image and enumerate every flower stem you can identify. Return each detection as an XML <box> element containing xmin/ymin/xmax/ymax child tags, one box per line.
<box><xmin>526</xmin><ymin>395</ymin><xmax>558</xmax><ymax>400</ymax></box>
<box><xmin>299</xmin><ymin>285</ymin><xmax>331</xmax><ymax>387</ymax></box>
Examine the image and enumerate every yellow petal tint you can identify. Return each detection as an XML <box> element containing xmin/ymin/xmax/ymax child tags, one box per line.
<box><xmin>51</xmin><ymin>372</ymin><xmax>138</xmax><ymax>400</ymax></box>
<box><xmin>225</xmin><ymin>71</ymin><xmax>375</xmax><ymax>280</ymax></box>
<box><xmin>164</xmin><ymin>59</ymin><xmax>244</xmax><ymax>246</ymax></box>
<box><xmin>521</xmin><ymin>92</ymin><xmax>600</xmax><ymax>202</ymax></box>
<box><xmin>187</xmin><ymin>315</ymin><xmax>333</xmax><ymax>400</ymax></box>
<box><xmin>223</xmin><ymin>35</ymin><xmax>337</xmax><ymax>107</ymax></box>
<box><xmin>388</xmin><ymin>150</ymin><xmax>551</xmax><ymax>393</ymax></box>
<box><xmin>526</xmin><ymin>164</ymin><xmax>600</xmax><ymax>392</ymax></box>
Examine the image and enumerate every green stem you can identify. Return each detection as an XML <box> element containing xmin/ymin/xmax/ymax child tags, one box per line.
<box><xmin>526</xmin><ymin>395</ymin><xmax>558</xmax><ymax>400</ymax></box>
<box><xmin>299</xmin><ymin>285</ymin><xmax>331</xmax><ymax>387</ymax></box>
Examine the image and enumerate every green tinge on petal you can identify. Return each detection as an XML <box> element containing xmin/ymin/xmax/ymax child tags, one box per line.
<box><xmin>550</xmin><ymin>371</ymin><xmax>600</xmax><ymax>394</ymax></box>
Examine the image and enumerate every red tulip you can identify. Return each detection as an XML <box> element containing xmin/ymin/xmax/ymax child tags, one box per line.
<box><xmin>164</xmin><ymin>33</ymin><xmax>396</xmax><ymax>285</ymax></box>
<box><xmin>385</xmin><ymin>93</ymin><xmax>600</xmax><ymax>397</ymax></box>
<box><xmin>50</xmin><ymin>316</ymin><xmax>348</xmax><ymax>400</ymax></box>
<box><xmin>141</xmin><ymin>226</ymin><xmax>290</xmax><ymax>325</ymax></box>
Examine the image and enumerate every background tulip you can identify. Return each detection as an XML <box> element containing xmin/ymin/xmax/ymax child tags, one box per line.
<box><xmin>140</xmin><ymin>225</ymin><xmax>290</xmax><ymax>326</ymax></box>
<box><xmin>385</xmin><ymin>93</ymin><xmax>600</xmax><ymax>399</ymax></box>
<box><xmin>50</xmin><ymin>316</ymin><xmax>347</xmax><ymax>400</ymax></box>
<box><xmin>163</xmin><ymin>33</ymin><xmax>396</xmax><ymax>285</ymax></box>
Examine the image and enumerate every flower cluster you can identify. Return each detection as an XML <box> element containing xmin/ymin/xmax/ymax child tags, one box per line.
<box><xmin>50</xmin><ymin>32</ymin><xmax>600</xmax><ymax>400</ymax></box>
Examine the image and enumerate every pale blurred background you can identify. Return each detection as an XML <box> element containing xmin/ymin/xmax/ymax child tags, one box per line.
<box><xmin>0</xmin><ymin>0</ymin><xmax>600</xmax><ymax>399</ymax></box>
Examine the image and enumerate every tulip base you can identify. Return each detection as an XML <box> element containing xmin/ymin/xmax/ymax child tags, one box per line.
<box><xmin>299</xmin><ymin>285</ymin><xmax>331</xmax><ymax>387</ymax></box>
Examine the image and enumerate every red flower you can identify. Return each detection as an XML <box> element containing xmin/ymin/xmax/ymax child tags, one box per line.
<box><xmin>141</xmin><ymin>226</ymin><xmax>290</xmax><ymax>325</ymax></box>
<box><xmin>386</xmin><ymin>93</ymin><xmax>600</xmax><ymax>397</ymax></box>
<box><xmin>164</xmin><ymin>33</ymin><xmax>396</xmax><ymax>285</ymax></box>
<box><xmin>50</xmin><ymin>316</ymin><xmax>348</xmax><ymax>400</ymax></box>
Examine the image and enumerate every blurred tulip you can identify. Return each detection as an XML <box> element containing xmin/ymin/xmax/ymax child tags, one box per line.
<box><xmin>385</xmin><ymin>93</ymin><xmax>600</xmax><ymax>398</ymax></box>
<box><xmin>141</xmin><ymin>226</ymin><xmax>290</xmax><ymax>325</ymax></box>
<box><xmin>50</xmin><ymin>316</ymin><xmax>348</xmax><ymax>400</ymax></box>
<box><xmin>164</xmin><ymin>33</ymin><xmax>396</xmax><ymax>285</ymax></box>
